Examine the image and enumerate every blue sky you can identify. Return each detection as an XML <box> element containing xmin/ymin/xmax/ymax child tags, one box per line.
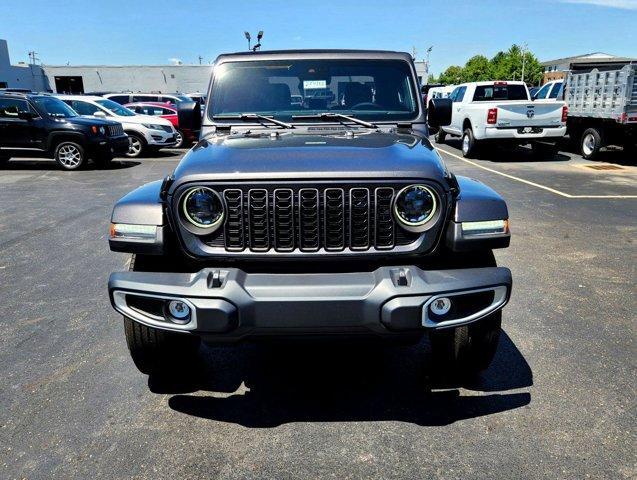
<box><xmin>2</xmin><ymin>0</ymin><xmax>636</xmax><ymax>75</ymax></box>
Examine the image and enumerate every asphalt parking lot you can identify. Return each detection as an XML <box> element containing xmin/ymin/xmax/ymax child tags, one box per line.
<box><xmin>1</xmin><ymin>143</ymin><xmax>635</xmax><ymax>479</ymax></box>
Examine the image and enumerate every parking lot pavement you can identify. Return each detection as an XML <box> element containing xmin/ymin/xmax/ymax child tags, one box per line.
<box><xmin>1</xmin><ymin>147</ymin><xmax>636</xmax><ymax>479</ymax></box>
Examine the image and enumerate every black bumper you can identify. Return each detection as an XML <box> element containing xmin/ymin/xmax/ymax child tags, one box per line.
<box><xmin>86</xmin><ymin>134</ymin><xmax>130</xmax><ymax>156</ymax></box>
<box><xmin>108</xmin><ymin>265</ymin><xmax>512</xmax><ymax>342</ymax></box>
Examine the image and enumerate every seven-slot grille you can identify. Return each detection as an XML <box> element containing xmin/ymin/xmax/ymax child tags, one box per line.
<box><xmin>108</xmin><ymin>124</ymin><xmax>124</xmax><ymax>136</ymax></box>
<box><xmin>201</xmin><ymin>184</ymin><xmax>424</xmax><ymax>253</ymax></box>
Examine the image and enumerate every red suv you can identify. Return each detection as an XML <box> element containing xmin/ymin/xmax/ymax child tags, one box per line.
<box><xmin>124</xmin><ymin>102</ymin><xmax>197</xmax><ymax>148</ymax></box>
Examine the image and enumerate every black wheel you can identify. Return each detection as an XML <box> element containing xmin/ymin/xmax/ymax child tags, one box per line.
<box><xmin>428</xmin><ymin>250</ymin><xmax>502</xmax><ymax>378</ymax></box>
<box><xmin>434</xmin><ymin>129</ymin><xmax>446</xmax><ymax>144</ymax></box>
<box><xmin>174</xmin><ymin>129</ymin><xmax>186</xmax><ymax>148</ymax></box>
<box><xmin>54</xmin><ymin>141</ymin><xmax>86</xmax><ymax>170</ymax></box>
<box><xmin>429</xmin><ymin>311</ymin><xmax>502</xmax><ymax>378</ymax></box>
<box><xmin>531</xmin><ymin>142</ymin><xmax>558</xmax><ymax>159</ymax></box>
<box><xmin>461</xmin><ymin>128</ymin><xmax>478</xmax><ymax>158</ymax></box>
<box><xmin>125</xmin><ymin>133</ymin><xmax>146</xmax><ymax>158</ymax></box>
<box><xmin>581</xmin><ymin>128</ymin><xmax>603</xmax><ymax>160</ymax></box>
<box><xmin>123</xmin><ymin>254</ymin><xmax>200</xmax><ymax>375</ymax></box>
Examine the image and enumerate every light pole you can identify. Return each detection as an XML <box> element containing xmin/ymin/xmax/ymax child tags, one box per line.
<box><xmin>425</xmin><ymin>46</ymin><xmax>433</xmax><ymax>80</ymax></box>
<box><xmin>244</xmin><ymin>31</ymin><xmax>264</xmax><ymax>52</ymax></box>
<box><xmin>244</xmin><ymin>32</ymin><xmax>251</xmax><ymax>51</ymax></box>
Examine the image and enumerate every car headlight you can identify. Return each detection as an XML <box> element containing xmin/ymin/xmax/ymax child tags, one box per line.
<box><xmin>393</xmin><ymin>184</ymin><xmax>438</xmax><ymax>232</ymax></box>
<box><xmin>142</xmin><ymin>123</ymin><xmax>165</xmax><ymax>131</ymax></box>
<box><xmin>181</xmin><ymin>187</ymin><xmax>225</xmax><ymax>233</ymax></box>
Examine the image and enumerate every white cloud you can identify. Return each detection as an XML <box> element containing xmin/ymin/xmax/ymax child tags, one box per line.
<box><xmin>560</xmin><ymin>0</ymin><xmax>637</xmax><ymax>9</ymax></box>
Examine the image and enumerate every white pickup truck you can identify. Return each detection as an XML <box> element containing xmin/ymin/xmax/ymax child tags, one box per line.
<box><xmin>435</xmin><ymin>81</ymin><xmax>567</xmax><ymax>157</ymax></box>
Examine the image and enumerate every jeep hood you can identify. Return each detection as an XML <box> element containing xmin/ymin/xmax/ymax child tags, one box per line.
<box><xmin>172</xmin><ymin>130</ymin><xmax>448</xmax><ymax>184</ymax></box>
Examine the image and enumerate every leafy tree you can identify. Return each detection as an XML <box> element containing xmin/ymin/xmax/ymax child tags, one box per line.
<box><xmin>432</xmin><ymin>45</ymin><xmax>544</xmax><ymax>86</ymax></box>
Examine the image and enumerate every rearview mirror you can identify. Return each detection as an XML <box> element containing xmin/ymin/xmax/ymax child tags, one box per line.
<box><xmin>93</xmin><ymin>111</ymin><xmax>106</xmax><ymax>118</ymax></box>
<box><xmin>178</xmin><ymin>101</ymin><xmax>202</xmax><ymax>133</ymax></box>
<box><xmin>427</xmin><ymin>98</ymin><xmax>452</xmax><ymax>128</ymax></box>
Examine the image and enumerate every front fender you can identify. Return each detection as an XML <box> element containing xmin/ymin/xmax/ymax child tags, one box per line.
<box><xmin>446</xmin><ymin>175</ymin><xmax>510</xmax><ymax>252</ymax></box>
<box><xmin>110</xmin><ymin>180</ymin><xmax>166</xmax><ymax>254</ymax></box>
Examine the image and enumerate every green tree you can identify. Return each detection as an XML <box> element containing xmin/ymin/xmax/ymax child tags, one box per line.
<box><xmin>438</xmin><ymin>65</ymin><xmax>464</xmax><ymax>85</ymax></box>
<box><xmin>462</xmin><ymin>55</ymin><xmax>491</xmax><ymax>82</ymax></box>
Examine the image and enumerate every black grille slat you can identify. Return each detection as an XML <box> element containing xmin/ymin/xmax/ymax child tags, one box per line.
<box><xmin>374</xmin><ymin>188</ymin><xmax>395</xmax><ymax>249</ymax></box>
<box><xmin>248</xmin><ymin>189</ymin><xmax>269</xmax><ymax>251</ymax></box>
<box><xmin>324</xmin><ymin>188</ymin><xmax>345</xmax><ymax>250</ymax></box>
<box><xmin>223</xmin><ymin>189</ymin><xmax>244</xmax><ymax>251</ymax></box>
<box><xmin>273</xmin><ymin>189</ymin><xmax>295</xmax><ymax>251</ymax></box>
<box><xmin>299</xmin><ymin>189</ymin><xmax>320</xmax><ymax>251</ymax></box>
<box><xmin>349</xmin><ymin>188</ymin><xmax>370</xmax><ymax>250</ymax></box>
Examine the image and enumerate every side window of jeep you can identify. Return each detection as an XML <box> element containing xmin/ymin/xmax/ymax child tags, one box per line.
<box><xmin>0</xmin><ymin>98</ymin><xmax>29</xmax><ymax>119</ymax></box>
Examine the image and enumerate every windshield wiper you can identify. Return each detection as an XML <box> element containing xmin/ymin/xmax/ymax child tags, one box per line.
<box><xmin>292</xmin><ymin>112</ymin><xmax>377</xmax><ymax>128</ymax></box>
<box><xmin>212</xmin><ymin>113</ymin><xmax>294</xmax><ymax>129</ymax></box>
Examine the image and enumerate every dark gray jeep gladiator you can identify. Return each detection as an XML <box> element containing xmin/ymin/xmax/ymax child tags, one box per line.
<box><xmin>108</xmin><ymin>50</ymin><xmax>512</xmax><ymax>378</ymax></box>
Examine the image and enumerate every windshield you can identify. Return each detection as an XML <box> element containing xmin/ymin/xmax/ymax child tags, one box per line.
<box><xmin>209</xmin><ymin>59</ymin><xmax>419</xmax><ymax>122</ymax></box>
<box><xmin>95</xmin><ymin>99</ymin><xmax>136</xmax><ymax>116</ymax></box>
<box><xmin>473</xmin><ymin>84</ymin><xmax>529</xmax><ymax>101</ymax></box>
<box><xmin>32</xmin><ymin>97</ymin><xmax>78</xmax><ymax>118</ymax></box>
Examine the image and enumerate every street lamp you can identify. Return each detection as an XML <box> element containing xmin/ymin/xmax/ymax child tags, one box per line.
<box><xmin>244</xmin><ymin>31</ymin><xmax>251</xmax><ymax>51</ymax></box>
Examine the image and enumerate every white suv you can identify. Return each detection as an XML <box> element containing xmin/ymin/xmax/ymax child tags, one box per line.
<box><xmin>57</xmin><ymin>95</ymin><xmax>177</xmax><ymax>157</ymax></box>
<box><xmin>103</xmin><ymin>93</ymin><xmax>192</xmax><ymax>106</ymax></box>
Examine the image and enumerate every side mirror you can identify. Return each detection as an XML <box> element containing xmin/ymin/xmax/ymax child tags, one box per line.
<box><xmin>93</xmin><ymin>111</ymin><xmax>107</xmax><ymax>118</ymax></box>
<box><xmin>18</xmin><ymin>111</ymin><xmax>34</xmax><ymax>121</ymax></box>
<box><xmin>178</xmin><ymin>101</ymin><xmax>202</xmax><ymax>133</ymax></box>
<box><xmin>427</xmin><ymin>98</ymin><xmax>452</xmax><ymax>128</ymax></box>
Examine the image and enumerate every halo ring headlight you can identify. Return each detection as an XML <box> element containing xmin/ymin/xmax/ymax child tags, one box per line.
<box><xmin>181</xmin><ymin>187</ymin><xmax>225</xmax><ymax>233</ymax></box>
<box><xmin>393</xmin><ymin>184</ymin><xmax>438</xmax><ymax>232</ymax></box>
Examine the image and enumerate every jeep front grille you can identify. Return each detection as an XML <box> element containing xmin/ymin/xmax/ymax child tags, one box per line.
<box><xmin>108</xmin><ymin>124</ymin><xmax>124</xmax><ymax>136</ymax></box>
<box><xmin>197</xmin><ymin>184</ymin><xmax>424</xmax><ymax>254</ymax></box>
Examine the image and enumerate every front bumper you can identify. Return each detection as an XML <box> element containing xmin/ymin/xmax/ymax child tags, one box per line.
<box><xmin>483</xmin><ymin>125</ymin><xmax>566</xmax><ymax>141</ymax></box>
<box><xmin>87</xmin><ymin>134</ymin><xmax>130</xmax><ymax>156</ymax></box>
<box><xmin>108</xmin><ymin>265</ymin><xmax>512</xmax><ymax>341</ymax></box>
<box><xmin>142</xmin><ymin>129</ymin><xmax>177</xmax><ymax>147</ymax></box>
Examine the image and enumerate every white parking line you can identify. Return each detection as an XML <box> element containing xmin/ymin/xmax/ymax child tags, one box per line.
<box><xmin>436</xmin><ymin>146</ymin><xmax>637</xmax><ymax>199</ymax></box>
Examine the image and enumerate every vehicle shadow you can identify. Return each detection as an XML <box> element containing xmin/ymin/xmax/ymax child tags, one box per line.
<box><xmin>1</xmin><ymin>159</ymin><xmax>141</xmax><ymax>170</ymax></box>
<box><xmin>158</xmin><ymin>331</ymin><xmax>532</xmax><ymax>427</ymax></box>
<box><xmin>442</xmin><ymin>138</ymin><xmax>571</xmax><ymax>163</ymax></box>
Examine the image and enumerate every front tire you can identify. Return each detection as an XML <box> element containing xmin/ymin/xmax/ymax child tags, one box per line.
<box><xmin>123</xmin><ymin>254</ymin><xmax>200</xmax><ymax>376</ymax></box>
<box><xmin>429</xmin><ymin>311</ymin><xmax>502</xmax><ymax>379</ymax></box>
<box><xmin>54</xmin><ymin>141</ymin><xmax>86</xmax><ymax>170</ymax></box>
<box><xmin>461</xmin><ymin>128</ymin><xmax>478</xmax><ymax>158</ymax></box>
<box><xmin>581</xmin><ymin>128</ymin><xmax>603</xmax><ymax>160</ymax></box>
<box><xmin>174</xmin><ymin>129</ymin><xmax>185</xmax><ymax>148</ymax></box>
<box><xmin>126</xmin><ymin>133</ymin><xmax>146</xmax><ymax>158</ymax></box>
<box><xmin>434</xmin><ymin>129</ymin><xmax>446</xmax><ymax>144</ymax></box>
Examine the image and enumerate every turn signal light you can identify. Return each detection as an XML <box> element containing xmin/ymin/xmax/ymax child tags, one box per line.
<box><xmin>487</xmin><ymin>108</ymin><xmax>498</xmax><ymax>124</ymax></box>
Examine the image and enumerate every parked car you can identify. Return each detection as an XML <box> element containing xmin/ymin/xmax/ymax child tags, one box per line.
<box><xmin>435</xmin><ymin>81</ymin><xmax>567</xmax><ymax>157</ymax></box>
<box><xmin>426</xmin><ymin>85</ymin><xmax>455</xmax><ymax>108</ymax></box>
<box><xmin>57</xmin><ymin>95</ymin><xmax>177</xmax><ymax>157</ymax></box>
<box><xmin>104</xmin><ymin>93</ymin><xmax>192</xmax><ymax>106</ymax></box>
<box><xmin>107</xmin><ymin>49</ymin><xmax>512</xmax><ymax>380</ymax></box>
<box><xmin>124</xmin><ymin>102</ymin><xmax>198</xmax><ymax>148</ymax></box>
<box><xmin>421</xmin><ymin>83</ymin><xmax>445</xmax><ymax>106</ymax></box>
<box><xmin>533</xmin><ymin>61</ymin><xmax>636</xmax><ymax>159</ymax></box>
<box><xmin>0</xmin><ymin>92</ymin><xmax>128</xmax><ymax>170</ymax></box>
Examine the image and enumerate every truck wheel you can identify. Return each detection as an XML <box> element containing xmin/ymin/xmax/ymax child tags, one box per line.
<box><xmin>126</xmin><ymin>133</ymin><xmax>145</xmax><ymax>158</ymax></box>
<box><xmin>461</xmin><ymin>128</ymin><xmax>478</xmax><ymax>158</ymax></box>
<box><xmin>123</xmin><ymin>254</ymin><xmax>200</xmax><ymax>375</ymax></box>
<box><xmin>54</xmin><ymin>141</ymin><xmax>86</xmax><ymax>170</ymax></box>
<box><xmin>174</xmin><ymin>129</ymin><xmax>185</xmax><ymax>148</ymax></box>
<box><xmin>581</xmin><ymin>128</ymin><xmax>603</xmax><ymax>160</ymax></box>
<box><xmin>434</xmin><ymin>129</ymin><xmax>446</xmax><ymax>144</ymax></box>
<box><xmin>429</xmin><ymin>311</ymin><xmax>502</xmax><ymax>378</ymax></box>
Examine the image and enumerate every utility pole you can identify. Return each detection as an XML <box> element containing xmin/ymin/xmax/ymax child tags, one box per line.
<box><xmin>521</xmin><ymin>43</ymin><xmax>528</xmax><ymax>83</ymax></box>
<box><xmin>28</xmin><ymin>51</ymin><xmax>40</xmax><ymax>65</ymax></box>
<box><xmin>425</xmin><ymin>46</ymin><xmax>433</xmax><ymax>79</ymax></box>
<box><xmin>198</xmin><ymin>55</ymin><xmax>203</xmax><ymax>65</ymax></box>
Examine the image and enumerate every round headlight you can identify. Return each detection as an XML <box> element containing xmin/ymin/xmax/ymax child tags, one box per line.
<box><xmin>394</xmin><ymin>184</ymin><xmax>437</xmax><ymax>230</ymax></box>
<box><xmin>182</xmin><ymin>187</ymin><xmax>224</xmax><ymax>230</ymax></box>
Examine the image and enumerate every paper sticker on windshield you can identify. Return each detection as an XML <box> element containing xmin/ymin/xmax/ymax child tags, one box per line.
<box><xmin>303</xmin><ymin>80</ymin><xmax>327</xmax><ymax>90</ymax></box>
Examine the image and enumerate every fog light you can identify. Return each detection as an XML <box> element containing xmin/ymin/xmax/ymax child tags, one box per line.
<box><xmin>167</xmin><ymin>300</ymin><xmax>191</xmax><ymax>324</ymax></box>
<box><xmin>430</xmin><ymin>297</ymin><xmax>452</xmax><ymax>316</ymax></box>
